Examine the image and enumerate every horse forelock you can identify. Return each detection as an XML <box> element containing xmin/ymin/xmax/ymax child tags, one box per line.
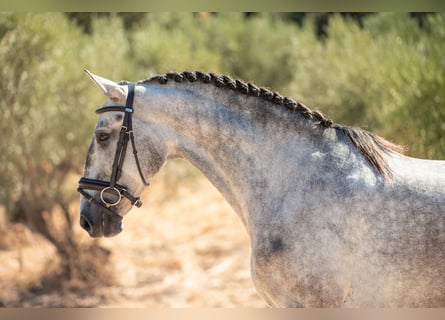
<box><xmin>138</xmin><ymin>71</ymin><xmax>405</xmax><ymax>180</ymax></box>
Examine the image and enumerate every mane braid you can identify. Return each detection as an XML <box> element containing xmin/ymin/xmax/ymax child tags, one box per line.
<box><xmin>138</xmin><ymin>71</ymin><xmax>404</xmax><ymax>180</ymax></box>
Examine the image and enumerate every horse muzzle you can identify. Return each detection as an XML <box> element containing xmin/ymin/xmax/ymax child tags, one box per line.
<box><xmin>80</xmin><ymin>203</ymin><xmax>123</xmax><ymax>238</ymax></box>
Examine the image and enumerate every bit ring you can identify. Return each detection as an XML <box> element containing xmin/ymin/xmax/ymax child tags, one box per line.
<box><xmin>100</xmin><ymin>187</ymin><xmax>122</xmax><ymax>207</ymax></box>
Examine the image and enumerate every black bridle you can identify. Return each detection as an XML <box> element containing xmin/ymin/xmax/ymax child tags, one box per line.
<box><xmin>78</xmin><ymin>83</ymin><xmax>150</xmax><ymax>216</ymax></box>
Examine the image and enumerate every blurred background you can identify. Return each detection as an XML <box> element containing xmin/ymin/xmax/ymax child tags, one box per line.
<box><xmin>0</xmin><ymin>12</ymin><xmax>444</xmax><ymax>307</ymax></box>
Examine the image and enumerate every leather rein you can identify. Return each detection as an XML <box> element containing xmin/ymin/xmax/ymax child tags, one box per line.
<box><xmin>78</xmin><ymin>83</ymin><xmax>150</xmax><ymax>216</ymax></box>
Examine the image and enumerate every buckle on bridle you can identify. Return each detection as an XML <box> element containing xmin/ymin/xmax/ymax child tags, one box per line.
<box><xmin>134</xmin><ymin>199</ymin><xmax>143</xmax><ymax>208</ymax></box>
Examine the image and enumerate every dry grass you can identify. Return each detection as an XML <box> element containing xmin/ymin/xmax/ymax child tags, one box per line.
<box><xmin>0</xmin><ymin>160</ymin><xmax>267</xmax><ymax>307</ymax></box>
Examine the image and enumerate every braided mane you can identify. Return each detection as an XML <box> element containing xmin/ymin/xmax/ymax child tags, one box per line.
<box><xmin>139</xmin><ymin>71</ymin><xmax>404</xmax><ymax>180</ymax></box>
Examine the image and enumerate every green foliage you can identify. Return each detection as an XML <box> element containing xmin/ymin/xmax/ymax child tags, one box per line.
<box><xmin>129</xmin><ymin>13</ymin><xmax>300</xmax><ymax>89</ymax></box>
<box><xmin>0</xmin><ymin>12</ymin><xmax>133</xmax><ymax>284</ymax></box>
<box><xmin>202</xmin><ymin>13</ymin><xmax>300</xmax><ymax>88</ymax></box>
<box><xmin>289</xmin><ymin>13</ymin><xmax>445</xmax><ymax>159</ymax></box>
<box><xmin>385</xmin><ymin>13</ymin><xmax>445</xmax><ymax>159</ymax></box>
<box><xmin>129</xmin><ymin>13</ymin><xmax>222</xmax><ymax>79</ymax></box>
<box><xmin>0</xmin><ymin>13</ymin><xmax>127</xmax><ymax>222</ymax></box>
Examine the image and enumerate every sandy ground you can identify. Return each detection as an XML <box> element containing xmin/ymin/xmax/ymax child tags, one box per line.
<box><xmin>0</xmin><ymin>160</ymin><xmax>268</xmax><ymax>307</ymax></box>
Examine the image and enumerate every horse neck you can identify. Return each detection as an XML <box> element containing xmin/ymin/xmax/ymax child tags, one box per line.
<box><xmin>136</xmin><ymin>82</ymin><xmax>334</xmax><ymax>227</ymax></box>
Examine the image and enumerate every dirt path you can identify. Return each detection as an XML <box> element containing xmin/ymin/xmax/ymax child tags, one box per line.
<box><xmin>0</xmin><ymin>161</ymin><xmax>267</xmax><ymax>307</ymax></box>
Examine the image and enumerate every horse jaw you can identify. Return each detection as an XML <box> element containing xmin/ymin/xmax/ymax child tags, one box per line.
<box><xmin>84</xmin><ymin>69</ymin><xmax>126</xmax><ymax>101</ymax></box>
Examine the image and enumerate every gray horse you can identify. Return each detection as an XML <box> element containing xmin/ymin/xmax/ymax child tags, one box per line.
<box><xmin>79</xmin><ymin>70</ymin><xmax>445</xmax><ymax>307</ymax></box>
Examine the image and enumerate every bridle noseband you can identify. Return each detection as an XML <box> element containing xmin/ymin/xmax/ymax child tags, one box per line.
<box><xmin>78</xmin><ymin>83</ymin><xmax>150</xmax><ymax>216</ymax></box>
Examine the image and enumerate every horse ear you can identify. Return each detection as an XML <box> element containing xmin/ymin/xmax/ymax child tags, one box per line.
<box><xmin>84</xmin><ymin>69</ymin><xmax>126</xmax><ymax>101</ymax></box>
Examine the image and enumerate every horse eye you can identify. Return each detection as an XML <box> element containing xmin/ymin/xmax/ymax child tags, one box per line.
<box><xmin>97</xmin><ymin>133</ymin><xmax>109</xmax><ymax>142</ymax></box>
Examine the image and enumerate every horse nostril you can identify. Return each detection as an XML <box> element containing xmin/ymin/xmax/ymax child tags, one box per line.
<box><xmin>80</xmin><ymin>215</ymin><xmax>92</xmax><ymax>232</ymax></box>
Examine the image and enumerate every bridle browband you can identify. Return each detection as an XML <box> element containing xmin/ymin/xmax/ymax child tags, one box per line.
<box><xmin>77</xmin><ymin>83</ymin><xmax>150</xmax><ymax>217</ymax></box>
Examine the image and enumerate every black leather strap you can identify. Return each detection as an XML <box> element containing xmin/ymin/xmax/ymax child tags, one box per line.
<box><xmin>95</xmin><ymin>106</ymin><xmax>128</xmax><ymax>114</ymax></box>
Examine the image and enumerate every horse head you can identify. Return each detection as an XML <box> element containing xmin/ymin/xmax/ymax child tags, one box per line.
<box><xmin>78</xmin><ymin>71</ymin><xmax>166</xmax><ymax>237</ymax></box>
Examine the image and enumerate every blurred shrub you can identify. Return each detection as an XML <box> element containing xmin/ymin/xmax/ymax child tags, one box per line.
<box><xmin>373</xmin><ymin>13</ymin><xmax>445</xmax><ymax>159</ymax></box>
<box><xmin>129</xmin><ymin>13</ymin><xmax>222</xmax><ymax>79</ymax></box>
<box><xmin>0</xmin><ymin>12</ymin><xmax>128</xmax><ymax>282</ymax></box>
<box><xmin>129</xmin><ymin>13</ymin><xmax>301</xmax><ymax>89</ymax></box>
<box><xmin>289</xmin><ymin>13</ymin><xmax>445</xmax><ymax>159</ymax></box>
<box><xmin>202</xmin><ymin>13</ymin><xmax>300</xmax><ymax>89</ymax></box>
